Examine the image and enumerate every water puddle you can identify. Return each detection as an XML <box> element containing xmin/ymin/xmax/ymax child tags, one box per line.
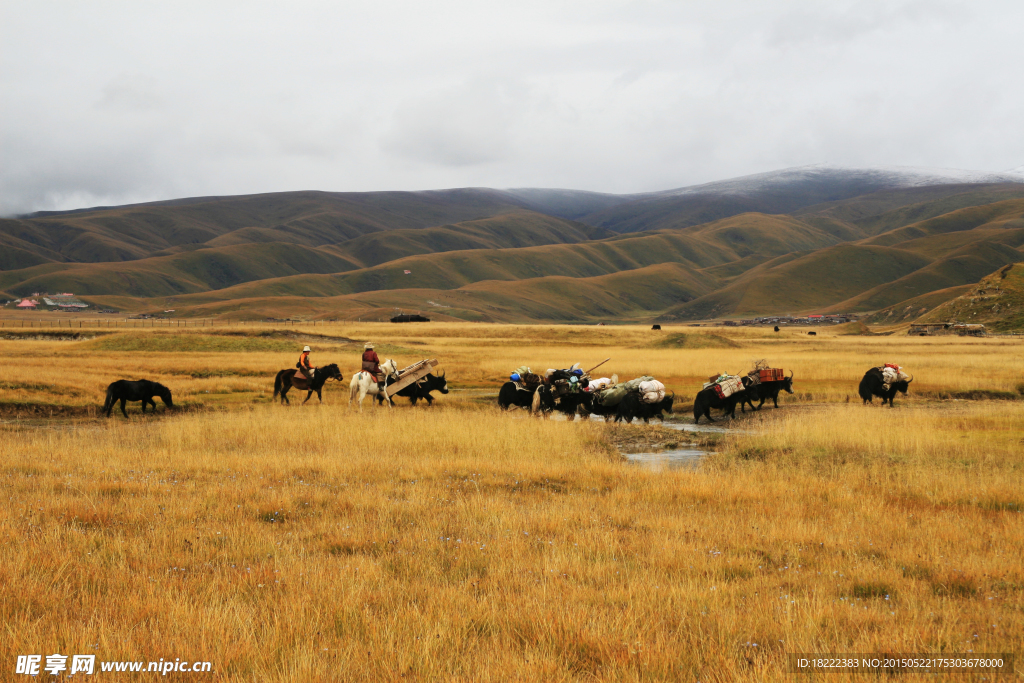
<box><xmin>623</xmin><ymin>447</ymin><xmax>706</xmax><ymax>470</ymax></box>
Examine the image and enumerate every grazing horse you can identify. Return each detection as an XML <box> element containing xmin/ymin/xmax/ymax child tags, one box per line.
<box><xmin>273</xmin><ymin>363</ymin><xmax>343</xmax><ymax>405</ymax></box>
<box><xmin>103</xmin><ymin>379</ymin><xmax>174</xmax><ymax>418</ymax></box>
<box><xmin>349</xmin><ymin>359</ymin><xmax>399</xmax><ymax>409</ymax></box>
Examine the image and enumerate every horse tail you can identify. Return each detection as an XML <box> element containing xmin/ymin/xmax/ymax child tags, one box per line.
<box><xmin>102</xmin><ymin>383</ymin><xmax>116</xmax><ymax>416</ymax></box>
<box><xmin>273</xmin><ymin>371</ymin><xmax>283</xmax><ymax>399</ymax></box>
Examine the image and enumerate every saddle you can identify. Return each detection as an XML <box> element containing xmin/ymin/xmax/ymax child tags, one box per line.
<box><xmin>291</xmin><ymin>369</ymin><xmax>314</xmax><ymax>390</ymax></box>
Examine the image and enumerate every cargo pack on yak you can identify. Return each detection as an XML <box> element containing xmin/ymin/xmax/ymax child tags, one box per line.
<box><xmin>738</xmin><ymin>364</ymin><xmax>794</xmax><ymax>412</ymax></box>
<box><xmin>586</xmin><ymin>374</ymin><xmax>673</xmax><ymax>423</ymax></box>
<box><xmin>693</xmin><ymin>373</ymin><xmax>746</xmax><ymax>423</ymax></box>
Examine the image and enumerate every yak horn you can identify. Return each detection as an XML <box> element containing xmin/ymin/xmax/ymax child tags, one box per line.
<box><xmin>907</xmin><ymin>374</ymin><xmax>914</xmax><ymax>383</ymax></box>
<box><xmin>787</xmin><ymin>369</ymin><xmax>794</xmax><ymax>380</ymax></box>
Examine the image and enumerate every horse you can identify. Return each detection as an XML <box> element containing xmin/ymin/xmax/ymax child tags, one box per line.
<box><xmin>273</xmin><ymin>363</ymin><xmax>343</xmax><ymax>405</ymax></box>
<box><xmin>103</xmin><ymin>379</ymin><xmax>174</xmax><ymax>418</ymax></box>
<box><xmin>349</xmin><ymin>359</ymin><xmax>399</xmax><ymax>409</ymax></box>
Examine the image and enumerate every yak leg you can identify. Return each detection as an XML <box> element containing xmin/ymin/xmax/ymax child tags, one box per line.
<box><xmin>120</xmin><ymin>398</ymin><xmax>129</xmax><ymax>418</ymax></box>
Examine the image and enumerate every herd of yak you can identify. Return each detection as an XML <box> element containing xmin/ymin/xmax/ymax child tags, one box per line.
<box><xmin>497</xmin><ymin>365</ymin><xmax>914</xmax><ymax>423</ymax></box>
<box><xmin>98</xmin><ymin>364</ymin><xmax>912</xmax><ymax>421</ymax></box>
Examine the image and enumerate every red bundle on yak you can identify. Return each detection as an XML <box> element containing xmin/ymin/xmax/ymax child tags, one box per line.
<box><xmin>759</xmin><ymin>368</ymin><xmax>784</xmax><ymax>382</ymax></box>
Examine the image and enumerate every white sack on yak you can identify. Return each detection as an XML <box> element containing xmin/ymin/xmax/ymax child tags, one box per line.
<box><xmin>638</xmin><ymin>379</ymin><xmax>666</xmax><ymax>403</ymax></box>
<box><xmin>588</xmin><ymin>377</ymin><xmax>612</xmax><ymax>391</ymax></box>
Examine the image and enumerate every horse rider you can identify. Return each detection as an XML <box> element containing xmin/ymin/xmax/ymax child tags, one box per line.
<box><xmin>361</xmin><ymin>342</ymin><xmax>387</xmax><ymax>393</ymax></box>
<box><xmin>297</xmin><ymin>345</ymin><xmax>315</xmax><ymax>381</ymax></box>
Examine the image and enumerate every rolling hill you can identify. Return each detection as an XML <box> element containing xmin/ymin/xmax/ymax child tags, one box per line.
<box><xmin>4</xmin><ymin>166</ymin><xmax>1024</xmax><ymax>327</ymax></box>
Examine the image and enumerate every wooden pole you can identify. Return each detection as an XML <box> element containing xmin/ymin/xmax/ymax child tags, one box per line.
<box><xmin>584</xmin><ymin>358</ymin><xmax>611</xmax><ymax>375</ymax></box>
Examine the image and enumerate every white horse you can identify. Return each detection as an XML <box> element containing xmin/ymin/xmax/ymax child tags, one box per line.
<box><xmin>348</xmin><ymin>358</ymin><xmax>399</xmax><ymax>409</ymax></box>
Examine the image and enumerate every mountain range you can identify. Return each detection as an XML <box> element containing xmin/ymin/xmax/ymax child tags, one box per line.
<box><xmin>3</xmin><ymin>165</ymin><xmax>1024</xmax><ymax>324</ymax></box>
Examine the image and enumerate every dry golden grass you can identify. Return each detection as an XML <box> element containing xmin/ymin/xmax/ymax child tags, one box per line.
<box><xmin>1</xmin><ymin>322</ymin><xmax>1022</xmax><ymax>681</ymax></box>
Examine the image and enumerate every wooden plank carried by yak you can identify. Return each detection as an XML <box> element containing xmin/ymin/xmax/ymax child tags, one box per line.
<box><xmin>384</xmin><ymin>359</ymin><xmax>439</xmax><ymax>397</ymax></box>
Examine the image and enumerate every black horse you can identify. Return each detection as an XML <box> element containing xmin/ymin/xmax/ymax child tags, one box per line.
<box><xmin>273</xmin><ymin>363</ymin><xmax>343</xmax><ymax>405</ymax></box>
<box><xmin>103</xmin><ymin>380</ymin><xmax>174</xmax><ymax>418</ymax></box>
<box><xmin>394</xmin><ymin>371</ymin><xmax>449</xmax><ymax>405</ymax></box>
<box><xmin>497</xmin><ymin>382</ymin><xmax>555</xmax><ymax>414</ymax></box>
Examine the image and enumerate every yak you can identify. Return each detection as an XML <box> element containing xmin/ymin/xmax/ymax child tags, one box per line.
<box><xmin>739</xmin><ymin>371</ymin><xmax>794</xmax><ymax>412</ymax></box>
<box><xmin>497</xmin><ymin>382</ymin><xmax>555</xmax><ymax>415</ymax></box>
<box><xmin>858</xmin><ymin>367</ymin><xmax>912</xmax><ymax>407</ymax></box>
<box><xmin>808</xmin><ymin>331</ymin><xmax>817</xmax><ymax>336</ymax></box>
<box><xmin>393</xmin><ymin>371</ymin><xmax>448</xmax><ymax>406</ymax></box>
<box><xmin>693</xmin><ymin>384</ymin><xmax>745</xmax><ymax>423</ymax></box>
<box><xmin>551</xmin><ymin>390</ymin><xmax>592</xmax><ymax>421</ymax></box>
<box><xmin>651</xmin><ymin>324</ymin><xmax>662</xmax><ymax>330</ymax></box>
<box><xmin>616</xmin><ymin>391</ymin><xmax>674</xmax><ymax>423</ymax></box>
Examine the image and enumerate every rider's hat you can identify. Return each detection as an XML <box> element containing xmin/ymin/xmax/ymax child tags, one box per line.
<box><xmin>364</xmin><ymin>342</ymin><xmax>374</xmax><ymax>349</ymax></box>
<box><xmin>302</xmin><ymin>345</ymin><xmax>311</xmax><ymax>352</ymax></box>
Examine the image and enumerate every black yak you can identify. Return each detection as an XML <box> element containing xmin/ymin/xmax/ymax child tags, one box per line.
<box><xmin>693</xmin><ymin>384</ymin><xmax>744</xmax><ymax>423</ymax></box>
<box><xmin>497</xmin><ymin>382</ymin><xmax>555</xmax><ymax>415</ymax></box>
<box><xmin>394</xmin><ymin>371</ymin><xmax>448</xmax><ymax>405</ymax></box>
<box><xmin>739</xmin><ymin>371</ymin><xmax>794</xmax><ymax>412</ymax></box>
<box><xmin>858</xmin><ymin>367</ymin><xmax>912</xmax><ymax>407</ymax></box>
<box><xmin>616</xmin><ymin>391</ymin><xmax>674</xmax><ymax>423</ymax></box>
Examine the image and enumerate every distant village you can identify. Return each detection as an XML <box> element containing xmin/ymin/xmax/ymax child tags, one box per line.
<box><xmin>5</xmin><ymin>293</ymin><xmax>116</xmax><ymax>313</ymax></box>
<box><xmin>718</xmin><ymin>314</ymin><xmax>858</xmax><ymax>327</ymax></box>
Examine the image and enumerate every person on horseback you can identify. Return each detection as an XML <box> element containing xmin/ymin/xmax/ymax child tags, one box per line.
<box><xmin>298</xmin><ymin>345</ymin><xmax>315</xmax><ymax>381</ymax></box>
<box><xmin>361</xmin><ymin>342</ymin><xmax>387</xmax><ymax>392</ymax></box>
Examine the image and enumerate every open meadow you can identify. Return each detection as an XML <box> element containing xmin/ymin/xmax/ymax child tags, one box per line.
<box><xmin>1</xmin><ymin>321</ymin><xmax>1022</xmax><ymax>681</ymax></box>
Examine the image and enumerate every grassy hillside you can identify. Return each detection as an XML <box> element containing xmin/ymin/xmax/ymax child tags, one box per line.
<box><xmin>0</xmin><ymin>243</ymin><xmax>359</xmax><ymax>298</ymax></box>
<box><xmin>2</xmin><ymin>189</ymin><xmax>549</xmax><ymax>265</ymax></box>
<box><xmin>918</xmin><ymin>262</ymin><xmax>1024</xmax><ymax>331</ymax></box>
<box><xmin>794</xmin><ymin>184</ymin><xmax>1024</xmax><ymax>237</ymax></box>
<box><xmin>8</xmin><ymin>180</ymin><xmax>1024</xmax><ymax>323</ymax></box>
<box><xmin>659</xmin><ymin>245</ymin><xmax>933</xmax><ymax>320</ymax></box>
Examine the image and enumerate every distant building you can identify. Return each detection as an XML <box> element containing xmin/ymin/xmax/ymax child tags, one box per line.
<box><xmin>43</xmin><ymin>294</ymin><xmax>88</xmax><ymax>308</ymax></box>
<box><xmin>16</xmin><ymin>299</ymin><xmax>38</xmax><ymax>308</ymax></box>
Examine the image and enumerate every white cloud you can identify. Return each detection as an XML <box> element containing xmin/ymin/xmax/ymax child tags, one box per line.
<box><xmin>1</xmin><ymin>0</ymin><xmax>1022</xmax><ymax>214</ymax></box>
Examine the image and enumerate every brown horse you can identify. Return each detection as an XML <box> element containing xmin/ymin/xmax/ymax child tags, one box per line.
<box><xmin>273</xmin><ymin>363</ymin><xmax>343</xmax><ymax>405</ymax></box>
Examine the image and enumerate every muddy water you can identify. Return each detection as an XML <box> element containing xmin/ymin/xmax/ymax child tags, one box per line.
<box><xmin>623</xmin><ymin>446</ymin><xmax>706</xmax><ymax>470</ymax></box>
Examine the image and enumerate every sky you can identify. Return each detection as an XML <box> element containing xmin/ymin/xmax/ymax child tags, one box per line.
<box><xmin>2</xmin><ymin>0</ymin><xmax>1023</xmax><ymax>215</ymax></box>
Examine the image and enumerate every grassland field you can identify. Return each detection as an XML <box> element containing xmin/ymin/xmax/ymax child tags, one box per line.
<box><xmin>1</xmin><ymin>321</ymin><xmax>1022</xmax><ymax>681</ymax></box>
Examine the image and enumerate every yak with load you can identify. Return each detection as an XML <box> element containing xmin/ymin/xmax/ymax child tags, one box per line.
<box><xmin>393</xmin><ymin>370</ymin><xmax>448</xmax><ymax>406</ymax></box>
<box><xmin>859</xmin><ymin>365</ymin><xmax>913</xmax><ymax>407</ymax></box>
<box><xmin>739</xmin><ymin>370</ymin><xmax>794</xmax><ymax>412</ymax></box>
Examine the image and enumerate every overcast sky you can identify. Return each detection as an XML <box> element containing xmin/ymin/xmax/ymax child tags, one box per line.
<box><xmin>2</xmin><ymin>0</ymin><xmax>1022</xmax><ymax>215</ymax></box>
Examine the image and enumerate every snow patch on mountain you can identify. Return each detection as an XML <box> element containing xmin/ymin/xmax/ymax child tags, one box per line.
<box><xmin>657</xmin><ymin>164</ymin><xmax>1024</xmax><ymax>198</ymax></box>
